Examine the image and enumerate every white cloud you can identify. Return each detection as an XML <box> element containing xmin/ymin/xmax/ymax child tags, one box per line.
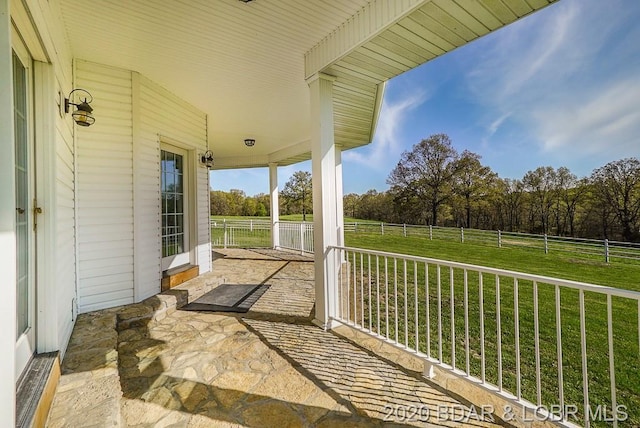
<box><xmin>343</xmin><ymin>90</ymin><xmax>427</xmax><ymax>167</ymax></box>
<box><xmin>533</xmin><ymin>78</ymin><xmax>640</xmax><ymax>156</ymax></box>
<box><xmin>463</xmin><ymin>0</ymin><xmax>640</xmax><ymax>160</ymax></box>
<box><xmin>488</xmin><ymin>113</ymin><xmax>511</xmax><ymax>136</ymax></box>
<box><xmin>481</xmin><ymin>112</ymin><xmax>512</xmax><ymax>147</ymax></box>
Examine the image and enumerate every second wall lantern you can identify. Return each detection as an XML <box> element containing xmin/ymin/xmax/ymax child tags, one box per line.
<box><xmin>65</xmin><ymin>88</ymin><xmax>95</xmax><ymax>127</ymax></box>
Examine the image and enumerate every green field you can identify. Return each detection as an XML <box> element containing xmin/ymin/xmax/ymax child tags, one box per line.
<box><xmin>345</xmin><ymin>234</ymin><xmax>640</xmax><ymax>290</ymax></box>
<box><xmin>343</xmin><ymin>234</ymin><xmax>640</xmax><ymax>427</ymax></box>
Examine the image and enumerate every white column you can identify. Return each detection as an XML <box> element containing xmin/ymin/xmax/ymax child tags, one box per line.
<box><xmin>335</xmin><ymin>146</ymin><xmax>345</xmax><ymax>249</ymax></box>
<box><xmin>308</xmin><ymin>72</ymin><xmax>337</xmax><ymax>329</ymax></box>
<box><xmin>269</xmin><ymin>162</ymin><xmax>280</xmax><ymax>249</ymax></box>
<box><xmin>0</xmin><ymin>0</ymin><xmax>17</xmax><ymax>423</ymax></box>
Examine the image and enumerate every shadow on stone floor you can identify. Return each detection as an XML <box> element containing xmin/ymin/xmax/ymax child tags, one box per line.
<box><xmin>116</xmin><ymin>306</ymin><xmax>501</xmax><ymax>427</ymax></box>
<box><xmin>238</xmin><ymin>312</ymin><xmax>502</xmax><ymax>427</ymax></box>
<box><xmin>117</xmin><ymin>313</ymin><xmax>436</xmax><ymax>427</ymax></box>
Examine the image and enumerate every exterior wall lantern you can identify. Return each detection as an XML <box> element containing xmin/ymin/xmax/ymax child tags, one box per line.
<box><xmin>200</xmin><ymin>150</ymin><xmax>214</xmax><ymax>168</ymax></box>
<box><xmin>244</xmin><ymin>138</ymin><xmax>255</xmax><ymax>147</ymax></box>
<box><xmin>65</xmin><ymin>89</ymin><xmax>95</xmax><ymax>127</ymax></box>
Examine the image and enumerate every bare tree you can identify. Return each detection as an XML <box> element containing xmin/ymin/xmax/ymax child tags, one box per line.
<box><xmin>387</xmin><ymin>134</ymin><xmax>459</xmax><ymax>225</ymax></box>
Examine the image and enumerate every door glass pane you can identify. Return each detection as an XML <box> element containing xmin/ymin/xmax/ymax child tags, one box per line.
<box><xmin>161</xmin><ymin>149</ymin><xmax>185</xmax><ymax>258</ymax></box>
<box><xmin>13</xmin><ymin>52</ymin><xmax>29</xmax><ymax>338</ymax></box>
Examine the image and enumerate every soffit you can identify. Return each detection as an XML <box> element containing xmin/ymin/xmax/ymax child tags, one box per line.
<box><xmin>319</xmin><ymin>0</ymin><xmax>556</xmax><ymax>152</ymax></box>
<box><xmin>59</xmin><ymin>0</ymin><xmax>370</xmax><ymax>166</ymax></box>
<box><xmin>60</xmin><ymin>0</ymin><xmax>556</xmax><ymax>168</ymax></box>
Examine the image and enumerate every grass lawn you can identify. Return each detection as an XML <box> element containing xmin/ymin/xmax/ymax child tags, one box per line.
<box><xmin>345</xmin><ymin>233</ymin><xmax>640</xmax><ymax>290</ymax></box>
<box><xmin>344</xmin><ymin>234</ymin><xmax>640</xmax><ymax>427</ymax></box>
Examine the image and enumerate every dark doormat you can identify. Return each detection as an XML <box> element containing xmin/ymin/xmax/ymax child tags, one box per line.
<box><xmin>182</xmin><ymin>284</ymin><xmax>270</xmax><ymax>313</ymax></box>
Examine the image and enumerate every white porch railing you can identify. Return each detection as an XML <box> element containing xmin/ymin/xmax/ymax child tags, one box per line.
<box><xmin>328</xmin><ymin>245</ymin><xmax>640</xmax><ymax>427</ymax></box>
<box><xmin>277</xmin><ymin>221</ymin><xmax>314</xmax><ymax>254</ymax></box>
<box><xmin>210</xmin><ymin>220</ymin><xmax>271</xmax><ymax>248</ymax></box>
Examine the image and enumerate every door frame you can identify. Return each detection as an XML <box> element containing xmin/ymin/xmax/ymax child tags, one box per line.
<box><xmin>11</xmin><ymin>16</ymin><xmax>59</xmax><ymax>377</ymax></box>
<box><xmin>159</xmin><ymin>137</ymin><xmax>197</xmax><ymax>271</ymax></box>
<box><xmin>12</xmin><ymin>27</ymin><xmax>36</xmax><ymax>379</ymax></box>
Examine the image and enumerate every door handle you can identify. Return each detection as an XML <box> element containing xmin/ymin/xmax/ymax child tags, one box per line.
<box><xmin>16</xmin><ymin>207</ymin><xmax>25</xmax><ymax>214</ymax></box>
<box><xmin>33</xmin><ymin>205</ymin><xmax>43</xmax><ymax>232</ymax></box>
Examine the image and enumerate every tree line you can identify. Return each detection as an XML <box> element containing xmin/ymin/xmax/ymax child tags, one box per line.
<box><xmin>348</xmin><ymin>134</ymin><xmax>640</xmax><ymax>242</ymax></box>
<box><xmin>210</xmin><ymin>171</ymin><xmax>313</xmax><ymax>220</ymax></box>
<box><xmin>211</xmin><ymin>133</ymin><xmax>640</xmax><ymax>242</ymax></box>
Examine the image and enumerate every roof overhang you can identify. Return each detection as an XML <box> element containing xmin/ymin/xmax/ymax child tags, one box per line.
<box><xmin>60</xmin><ymin>0</ymin><xmax>556</xmax><ymax>169</ymax></box>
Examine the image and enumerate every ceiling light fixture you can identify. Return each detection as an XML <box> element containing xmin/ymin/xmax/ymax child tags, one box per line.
<box><xmin>244</xmin><ymin>138</ymin><xmax>256</xmax><ymax>147</ymax></box>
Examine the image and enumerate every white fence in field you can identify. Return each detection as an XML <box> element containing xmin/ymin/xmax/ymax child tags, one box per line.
<box><xmin>211</xmin><ymin>220</ymin><xmax>640</xmax><ymax>263</ymax></box>
<box><xmin>329</xmin><ymin>245</ymin><xmax>640</xmax><ymax>427</ymax></box>
<box><xmin>346</xmin><ymin>222</ymin><xmax>640</xmax><ymax>263</ymax></box>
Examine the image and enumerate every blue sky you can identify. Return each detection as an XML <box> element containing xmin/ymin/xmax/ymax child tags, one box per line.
<box><xmin>212</xmin><ymin>0</ymin><xmax>640</xmax><ymax>196</ymax></box>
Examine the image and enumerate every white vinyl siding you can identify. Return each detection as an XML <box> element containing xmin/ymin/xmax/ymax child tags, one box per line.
<box><xmin>138</xmin><ymin>74</ymin><xmax>210</xmax><ymax>294</ymax></box>
<box><xmin>75</xmin><ymin>62</ymin><xmax>210</xmax><ymax>310</ymax></box>
<box><xmin>196</xmin><ymin>165</ymin><xmax>211</xmax><ymax>273</ymax></box>
<box><xmin>132</xmin><ymin>71</ymin><xmax>161</xmax><ymax>301</ymax></box>
<box><xmin>76</xmin><ymin>61</ymin><xmax>134</xmax><ymax>313</ymax></box>
<box><xmin>55</xmin><ymin>124</ymin><xmax>75</xmax><ymax>350</ymax></box>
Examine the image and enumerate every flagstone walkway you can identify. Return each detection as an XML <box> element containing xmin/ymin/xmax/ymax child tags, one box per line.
<box><xmin>46</xmin><ymin>249</ymin><xmax>506</xmax><ymax>427</ymax></box>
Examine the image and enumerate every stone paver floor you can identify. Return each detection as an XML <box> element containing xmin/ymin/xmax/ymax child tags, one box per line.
<box><xmin>47</xmin><ymin>249</ymin><xmax>505</xmax><ymax>427</ymax></box>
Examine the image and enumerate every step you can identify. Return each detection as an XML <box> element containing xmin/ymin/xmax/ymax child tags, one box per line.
<box><xmin>161</xmin><ymin>264</ymin><xmax>199</xmax><ymax>291</ymax></box>
<box><xmin>16</xmin><ymin>352</ymin><xmax>60</xmax><ymax>428</ymax></box>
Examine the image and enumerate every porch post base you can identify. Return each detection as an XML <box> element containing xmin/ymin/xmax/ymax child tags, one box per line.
<box><xmin>423</xmin><ymin>361</ymin><xmax>436</xmax><ymax>379</ymax></box>
<box><xmin>312</xmin><ymin>318</ymin><xmax>335</xmax><ymax>331</ymax></box>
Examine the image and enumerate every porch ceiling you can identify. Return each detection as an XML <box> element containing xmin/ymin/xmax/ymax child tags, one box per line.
<box><xmin>59</xmin><ymin>0</ymin><xmax>555</xmax><ymax>169</ymax></box>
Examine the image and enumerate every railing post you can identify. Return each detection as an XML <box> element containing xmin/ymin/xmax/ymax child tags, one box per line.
<box><xmin>544</xmin><ymin>234</ymin><xmax>548</xmax><ymax>254</ymax></box>
<box><xmin>461</xmin><ymin>227</ymin><xmax>464</xmax><ymax>243</ymax></box>
<box><xmin>403</xmin><ymin>223</ymin><xmax>406</xmax><ymax>237</ymax></box>
<box><xmin>250</xmin><ymin>220</ymin><xmax>253</xmax><ymax>232</ymax></box>
<box><xmin>381</xmin><ymin>222</ymin><xmax>384</xmax><ymax>235</ymax></box>
<box><xmin>604</xmin><ymin>239</ymin><xmax>610</xmax><ymax>263</ymax></box>
<box><xmin>300</xmin><ymin>222</ymin><xmax>305</xmax><ymax>255</ymax></box>
<box><xmin>223</xmin><ymin>220</ymin><xmax>228</xmax><ymax>249</ymax></box>
<box><xmin>429</xmin><ymin>225</ymin><xmax>433</xmax><ymax>240</ymax></box>
<box><xmin>355</xmin><ymin>222</ymin><xmax>358</xmax><ymax>233</ymax></box>
<box><xmin>498</xmin><ymin>230</ymin><xmax>502</xmax><ymax>248</ymax></box>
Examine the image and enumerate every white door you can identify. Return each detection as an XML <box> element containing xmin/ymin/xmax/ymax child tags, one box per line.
<box><xmin>13</xmin><ymin>39</ymin><xmax>36</xmax><ymax>379</ymax></box>
<box><xmin>161</xmin><ymin>145</ymin><xmax>190</xmax><ymax>270</ymax></box>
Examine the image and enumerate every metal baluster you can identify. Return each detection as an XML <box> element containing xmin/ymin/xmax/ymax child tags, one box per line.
<box><xmin>464</xmin><ymin>269</ymin><xmax>469</xmax><ymax>375</ymax></box>
<box><xmin>514</xmin><ymin>278</ymin><xmax>521</xmax><ymax>400</ymax></box>
<box><xmin>555</xmin><ymin>285</ymin><xmax>565</xmax><ymax>413</ymax></box>
<box><xmin>607</xmin><ymin>295</ymin><xmax>617</xmax><ymax>428</ymax></box>
<box><xmin>496</xmin><ymin>275</ymin><xmax>502</xmax><ymax>392</ymax></box>
<box><xmin>479</xmin><ymin>273</ymin><xmax>486</xmax><ymax>383</ymax></box>
<box><xmin>580</xmin><ymin>290</ymin><xmax>590</xmax><ymax>428</ymax></box>
<box><xmin>534</xmin><ymin>281</ymin><xmax>542</xmax><ymax>406</ymax></box>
